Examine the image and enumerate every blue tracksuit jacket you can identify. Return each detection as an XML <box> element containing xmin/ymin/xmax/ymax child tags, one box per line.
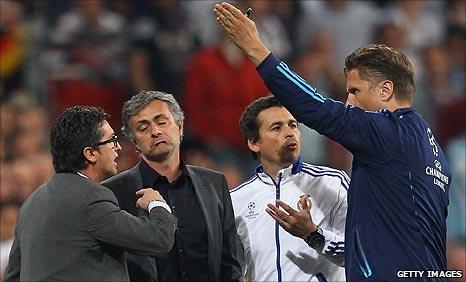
<box><xmin>256</xmin><ymin>53</ymin><xmax>451</xmax><ymax>281</ymax></box>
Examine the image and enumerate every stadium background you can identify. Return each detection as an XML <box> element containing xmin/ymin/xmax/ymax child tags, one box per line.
<box><xmin>0</xmin><ymin>0</ymin><xmax>464</xmax><ymax>279</ymax></box>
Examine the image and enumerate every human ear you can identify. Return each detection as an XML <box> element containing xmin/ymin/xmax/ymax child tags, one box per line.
<box><xmin>247</xmin><ymin>139</ymin><xmax>260</xmax><ymax>154</ymax></box>
<box><xmin>381</xmin><ymin>80</ymin><xmax>394</xmax><ymax>102</ymax></box>
<box><xmin>179</xmin><ymin>121</ymin><xmax>184</xmax><ymax>141</ymax></box>
<box><xmin>83</xmin><ymin>147</ymin><xmax>97</xmax><ymax>164</ymax></box>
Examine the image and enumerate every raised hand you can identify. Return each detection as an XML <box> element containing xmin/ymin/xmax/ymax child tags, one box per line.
<box><xmin>213</xmin><ymin>2</ymin><xmax>270</xmax><ymax>66</ymax></box>
<box><xmin>266</xmin><ymin>195</ymin><xmax>317</xmax><ymax>239</ymax></box>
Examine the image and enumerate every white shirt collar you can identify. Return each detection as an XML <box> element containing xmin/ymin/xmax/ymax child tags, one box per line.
<box><xmin>76</xmin><ymin>171</ymin><xmax>90</xmax><ymax>179</ymax></box>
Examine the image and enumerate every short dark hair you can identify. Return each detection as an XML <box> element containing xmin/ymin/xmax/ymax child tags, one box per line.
<box><xmin>122</xmin><ymin>90</ymin><xmax>184</xmax><ymax>139</ymax></box>
<box><xmin>50</xmin><ymin>106</ymin><xmax>108</xmax><ymax>173</ymax></box>
<box><xmin>344</xmin><ymin>44</ymin><xmax>415</xmax><ymax>102</ymax></box>
<box><xmin>239</xmin><ymin>95</ymin><xmax>282</xmax><ymax>160</ymax></box>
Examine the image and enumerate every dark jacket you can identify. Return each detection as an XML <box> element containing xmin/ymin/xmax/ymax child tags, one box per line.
<box><xmin>257</xmin><ymin>53</ymin><xmax>451</xmax><ymax>281</ymax></box>
<box><xmin>101</xmin><ymin>163</ymin><xmax>242</xmax><ymax>282</ymax></box>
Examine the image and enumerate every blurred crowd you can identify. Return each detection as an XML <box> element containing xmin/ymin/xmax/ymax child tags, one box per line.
<box><xmin>0</xmin><ymin>0</ymin><xmax>464</xmax><ymax>277</ymax></box>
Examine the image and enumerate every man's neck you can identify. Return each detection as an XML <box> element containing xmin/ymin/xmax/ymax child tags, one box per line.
<box><xmin>77</xmin><ymin>168</ymin><xmax>99</xmax><ymax>183</ymax></box>
<box><xmin>385</xmin><ymin>99</ymin><xmax>411</xmax><ymax>112</ymax></box>
<box><xmin>142</xmin><ymin>155</ymin><xmax>181</xmax><ymax>183</ymax></box>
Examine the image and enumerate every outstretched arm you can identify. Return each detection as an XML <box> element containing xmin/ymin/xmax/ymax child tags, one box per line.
<box><xmin>213</xmin><ymin>2</ymin><xmax>270</xmax><ymax>66</ymax></box>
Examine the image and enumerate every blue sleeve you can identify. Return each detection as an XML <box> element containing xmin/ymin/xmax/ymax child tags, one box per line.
<box><xmin>257</xmin><ymin>54</ymin><xmax>401</xmax><ymax>165</ymax></box>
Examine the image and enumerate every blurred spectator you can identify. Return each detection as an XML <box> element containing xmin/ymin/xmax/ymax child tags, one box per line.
<box><xmin>0</xmin><ymin>0</ymin><xmax>464</xmax><ymax>270</ymax></box>
<box><xmin>2</xmin><ymin>94</ymin><xmax>49</xmax><ymax>162</ymax></box>
<box><xmin>183</xmin><ymin>33</ymin><xmax>268</xmax><ymax>153</ymax></box>
<box><xmin>44</xmin><ymin>0</ymin><xmax>128</xmax><ymax>127</ymax></box>
<box><xmin>0</xmin><ymin>0</ymin><xmax>28</xmax><ymax>99</ymax></box>
<box><xmin>0</xmin><ymin>96</ymin><xmax>53</xmax><ymax>204</ymax></box>
<box><xmin>372</xmin><ymin>20</ymin><xmax>424</xmax><ymax>97</ymax></box>
<box><xmin>445</xmin><ymin>24</ymin><xmax>465</xmax><ymax>104</ymax></box>
<box><xmin>445</xmin><ymin>133</ymin><xmax>466</xmax><ymax>277</ymax></box>
<box><xmin>294</xmin><ymin>31</ymin><xmax>345</xmax><ymax>99</ymax></box>
<box><xmin>114</xmin><ymin>138</ymin><xmax>140</xmax><ymax>173</ymax></box>
<box><xmin>0</xmin><ymin>104</ymin><xmax>14</xmax><ymax>161</ymax></box>
<box><xmin>292</xmin><ymin>30</ymin><xmax>350</xmax><ymax>170</ymax></box>
<box><xmin>417</xmin><ymin>44</ymin><xmax>464</xmax><ymax>127</ymax></box>
<box><xmin>3</xmin><ymin>156</ymin><xmax>52</xmax><ymax>201</ymax></box>
<box><xmin>387</xmin><ymin>1</ymin><xmax>445</xmax><ymax>51</ymax></box>
<box><xmin>269</xmin><ymin>0</ymin><xmax>301</xmax><ymax>56</ymax></box>
<box><xmin>373</xmin><ymin>21</ymin><xmax>407</xmax><ymax>51</ymax></box>
<box><xmin>129</xmin><ymin>0</ymin><xmax>199</xmax><ymax>98</ymax></box>
<box><xmin>240</xmin><ymin>0</ymin><xmax>292</xmax><ymax>60</ymax></box>
<box><xmin>445</xmin><ymin>134</ymin><xmax>465</xmax><ymax>241</ymax></box>
<box><xmin>0</xmin><ymin>199</ymin><xmax>21</xmax><ymax>279</ymax></box>
<box><xmin>436</xmin><ymin>98</ymin><xmax>466</xmax><ymax>147</ymax></box>
<box><xmin>182</xmin><ymin>138</ymin><xmax>243</xmax><ymax>188</ymax></box>
<box><xmin>446</xmin><ymin>240</ymin><xmax>466</xmax><ymax>279</ymax></box>
<box><xmin>106</xmin><ymin>0</ymin><xmax>135</xmax><ymax>22</ymax></box>
<box><xmin>447</xmin><ymin>0</ymin><xmax>466</xmax><ymax>26</ymax></box>
<box><xmin>183</xmin><ymin>0</ymin><xmax>219</xmax><ymax>47</ymax></box>
<box><xmin>182</xmin><ymin>138</ymin><xmax>218</xmax><ymax>170</ymax></box>
<box><xmin>298</xmin><ymin>0</ymin><xmax>382</xmax><ymax>67</ymax></box>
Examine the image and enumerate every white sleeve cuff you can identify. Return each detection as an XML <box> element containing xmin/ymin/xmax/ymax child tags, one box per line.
<box><xmin>148</xmin><ymin>201</ymin><xmax>172</xmax><ymax>213</ymax></box>
<box><xmin>321</xmin><ymin>228</ymin><xmax>344</xmax><ymax>254</ymax></box>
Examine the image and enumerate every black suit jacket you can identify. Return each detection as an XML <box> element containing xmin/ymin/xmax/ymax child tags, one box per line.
<box><xmin>101</xmin><ymin>163</ymin><xmax>242</xmax><ymax>282</ymax></box>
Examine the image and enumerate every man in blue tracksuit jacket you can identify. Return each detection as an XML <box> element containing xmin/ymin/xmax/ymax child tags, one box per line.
<box><xmin>214</xmin><ymin>3</ymin><xmax>451</xmax><ymax>281</ymax></box>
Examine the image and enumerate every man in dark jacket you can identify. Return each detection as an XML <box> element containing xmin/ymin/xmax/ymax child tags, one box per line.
<box><xmin>102</xmin><ymin>90</ymin><xmax>242</xmax><ymax>282</ymax></box>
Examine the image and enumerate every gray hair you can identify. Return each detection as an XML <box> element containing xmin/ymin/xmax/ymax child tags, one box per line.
<box><xmin>122</xmin><ymin>90</ymin><xmax>184</xmax><ymax>138</ymax></box>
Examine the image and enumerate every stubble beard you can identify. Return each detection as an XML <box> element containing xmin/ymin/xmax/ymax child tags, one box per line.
<box><xmin>143</xmin><ymin>143</ymin><xmax>174</xmax><ymax>163</ymax></box>
<box><xmin>101</xmin><ymin>166</ymin><xmax>118</xmax><ymax>182</ymax></box>
<box><xmin>278</xmin><ymin>145</ymin><xmax>299</xmax><ymax>165</ymax></box>
<box><xmin>145</xmin><ymin>151</ymin><xmax>171</xmax><ymax>163</ymax></box>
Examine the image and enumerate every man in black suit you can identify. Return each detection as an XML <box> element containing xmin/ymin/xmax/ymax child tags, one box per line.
<box><xmin>102</xmin><ymin>90</ymin><xmax>242</xmax><ymax>282</ymax></box>
<box><xmin>4</xmin><ymin>106</ymin><xmax>177</xmax><ymax>282</ymax></box>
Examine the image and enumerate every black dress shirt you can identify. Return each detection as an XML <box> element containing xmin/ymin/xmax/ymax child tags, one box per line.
<box><xmin>140</xmin><ymin>160</ymin><xmax>209</xmax><ymax>282</ymax></box>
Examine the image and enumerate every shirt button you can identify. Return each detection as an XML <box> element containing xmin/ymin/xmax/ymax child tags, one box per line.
<box><xmin>178</xmin><ymin>249</ymin><xmax>183</xmax><ymax>253</ymax></box>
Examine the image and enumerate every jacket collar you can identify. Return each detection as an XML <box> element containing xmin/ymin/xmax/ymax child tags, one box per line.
<box><xmin>255</xmin><ymin>156</ymin><xmax>303</xmax><ymax>184</ymax></box>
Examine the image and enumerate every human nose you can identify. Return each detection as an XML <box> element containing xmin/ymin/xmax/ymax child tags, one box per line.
<box><xmin>284</xmin><ymin>125</ymin><xmax>295</xmax><ymax>138</ymax></box>
<box><xmin>345</xmin><ymin>93</ymin><xmax>355</xmax><ymax>106</ymax></box>
<box><xmin>150</xmin><ymin>124</ymin><xmax>162</xmax><ymax>136</ymax></box>
<box><xmin>114</xmin><ymin>141</ymin><xmax>122</xmax><ymax>151</ymax></box>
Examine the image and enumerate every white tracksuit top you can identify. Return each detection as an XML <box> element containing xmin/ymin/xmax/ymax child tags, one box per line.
<box><xmin>230</xmin><ymin>159</ymin><xmax>348</xmax><ymax>282</ymax></box>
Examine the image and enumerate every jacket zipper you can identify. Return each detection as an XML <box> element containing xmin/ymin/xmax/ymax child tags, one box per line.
<box><xmin>273</xmin><ymin>173</ymin><xmax>283</xmax><ymax>282</ymax></box>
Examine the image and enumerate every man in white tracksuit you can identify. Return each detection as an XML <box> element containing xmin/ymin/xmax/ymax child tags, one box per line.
<box><xmin>231</xmin><ymin>96</ymin><xmax>348</xmax><ymax>281</ymax></box>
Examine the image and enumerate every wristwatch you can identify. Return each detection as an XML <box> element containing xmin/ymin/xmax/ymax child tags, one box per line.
<box><xmin>304</xmin><ymin>226</ymin><xmax>325</xmax><ymax>249</ymax></box>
